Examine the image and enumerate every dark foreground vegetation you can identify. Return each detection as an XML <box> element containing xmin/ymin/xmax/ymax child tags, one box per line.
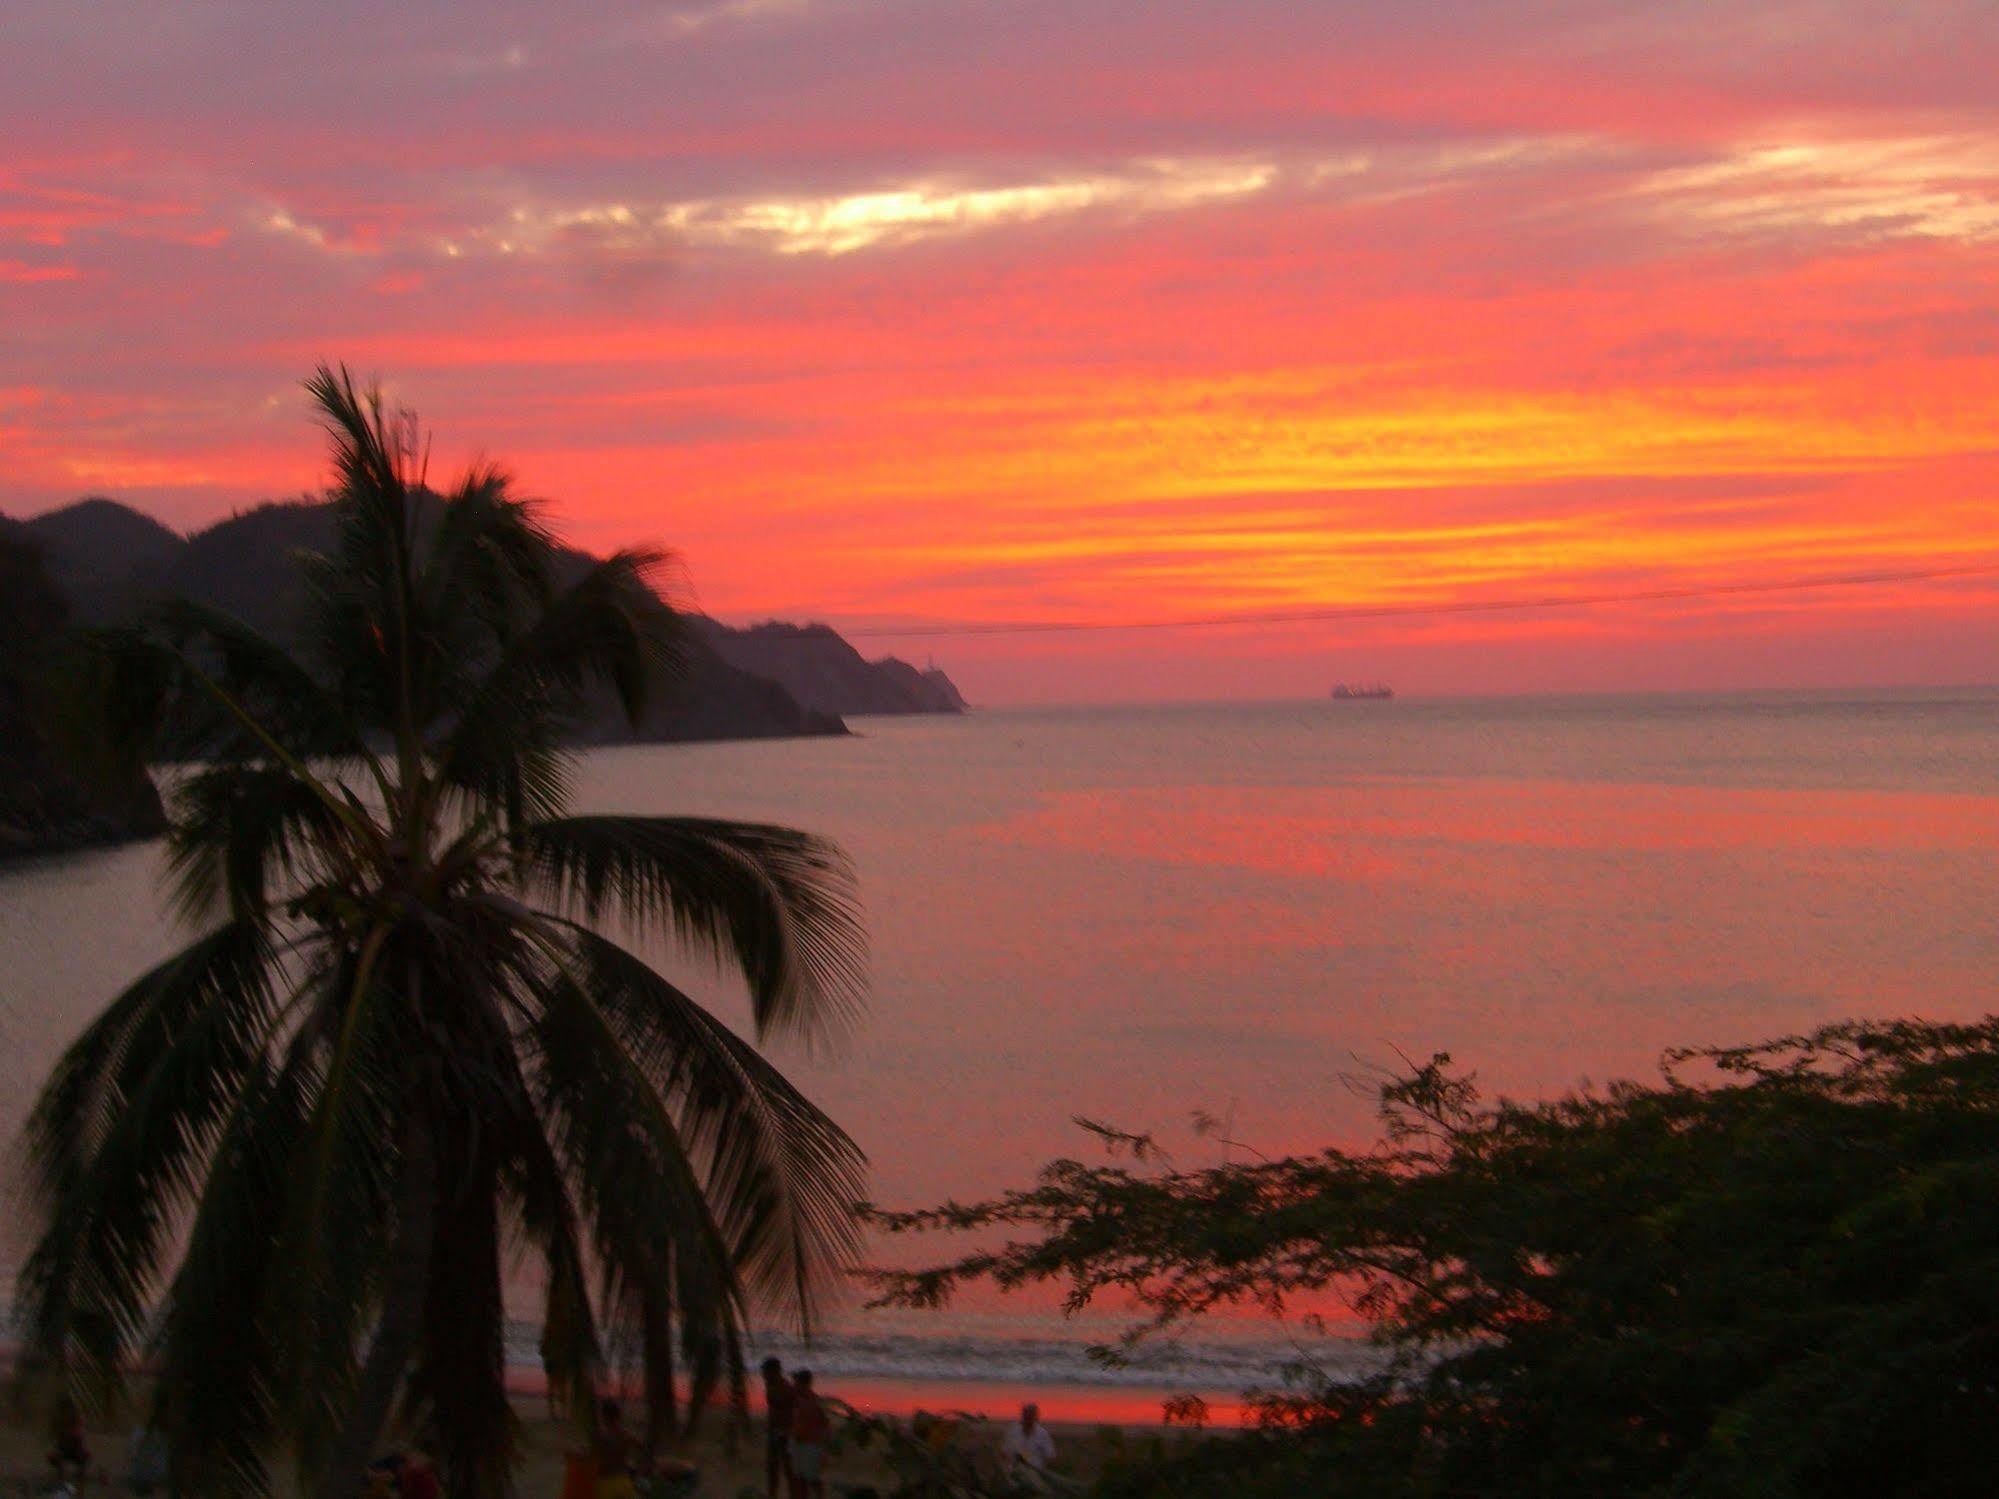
<box><xmin>874</xmin><ymin>1016</ymin><xmax>1999</xmax><ymax>1498</ymax></box>
<box><xmin>15</xmin><ymin>368</ymin><xmax>867</xmax><ymax>1499</ymax></box>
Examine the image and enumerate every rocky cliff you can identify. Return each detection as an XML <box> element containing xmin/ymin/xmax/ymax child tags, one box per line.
<box><xmin>692</xmin><ymin>618</ymin><xmax>968</xmax><ymax>716</ymax></box>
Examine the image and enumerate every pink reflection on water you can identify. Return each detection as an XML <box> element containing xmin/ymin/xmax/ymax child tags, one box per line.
<box><xmin>982</xmin><ymin>779</ymin><xmax>1999</xmax><ymax>870</ymax></box>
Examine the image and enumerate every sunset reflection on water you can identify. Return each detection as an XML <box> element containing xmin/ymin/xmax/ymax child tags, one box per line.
<box><xmin>4</xmin><ymin>691</ymin><xmax>1996</xmax><ymax>1410</ymax></box>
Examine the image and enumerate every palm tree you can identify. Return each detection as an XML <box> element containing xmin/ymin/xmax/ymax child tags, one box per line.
<box><xmin>15</xmin><ymin>366</ymin><xmax>867</xmax><ymax>1499</ymax></box>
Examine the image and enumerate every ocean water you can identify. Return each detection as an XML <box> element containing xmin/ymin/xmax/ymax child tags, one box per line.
<box><xmin>5</xmin><ymin>688</ymin><xmax>1998</xmax><ymax>1419</ymax></box>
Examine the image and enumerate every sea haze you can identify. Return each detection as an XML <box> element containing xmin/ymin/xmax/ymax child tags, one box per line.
<box><xmin>4</xmin><ymin>688</ymin><xmax>1997</xmax><ymax>1420</ymax></box>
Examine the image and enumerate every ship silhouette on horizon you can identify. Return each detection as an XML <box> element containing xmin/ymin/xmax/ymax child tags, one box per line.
<box><xmin>1330</xmin><ymin>682</ymin><xmax>1395</xmax><ymax>700</ymax></box>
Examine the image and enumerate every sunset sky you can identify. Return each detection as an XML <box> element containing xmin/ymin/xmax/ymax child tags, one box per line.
<box><xmin>6</xmin><ymin>0</ymin><xmax>1999</xmax><ymax>701</ymax></box>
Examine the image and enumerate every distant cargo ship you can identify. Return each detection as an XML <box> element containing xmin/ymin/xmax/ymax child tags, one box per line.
<box><xmin>1330</xmin><ymin>682</ymin><xmax>1394</xmax><ymax>700</ymax></box>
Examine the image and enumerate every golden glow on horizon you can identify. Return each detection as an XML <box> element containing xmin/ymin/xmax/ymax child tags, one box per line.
<box><xmin>890</xmin><ymin>377</ymin><xmax>1999</xmax><ymax>500</ymax></box>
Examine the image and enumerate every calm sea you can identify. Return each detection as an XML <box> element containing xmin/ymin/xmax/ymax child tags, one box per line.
<box><xmin>5</xmin><ymin>688</ymin><xmax>1998</xmax><ymax>1419</ymax></box>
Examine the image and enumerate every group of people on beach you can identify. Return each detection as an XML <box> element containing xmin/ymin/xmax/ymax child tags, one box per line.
<box><xmin>42</xmin><ymin>1400</ymin><xmax>167</xmax><ymax>1498</ymax></box>
<box><xmin>759</xmin><ymin>1358</ymin><xmax>833</xmax><ymax>1499</ymax></box>
<box><xmin>39</xmin><ymin>1374</ymin><xmax>1065</xmax><ymax>1498</ymax></box>
<box><xmin>555</xmin><ymin>1398</ymin><xmax>698</xmax><ymax>1499</ymax></box>
<box><xmin>759</xmin><ymin>1359</ymin><xmax>1068</xmax><ymax>1497</ymax></box>
<box><xmin>366</xmin><ymin>1447</ymin><xmax>442</xmax><ymax>1499</ymax></box>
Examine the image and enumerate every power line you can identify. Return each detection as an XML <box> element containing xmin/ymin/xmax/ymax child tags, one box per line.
<box><xmin>837</xmin><ymin>559</ymin><xmax>1999</xmax><ymax>640</ymax></box>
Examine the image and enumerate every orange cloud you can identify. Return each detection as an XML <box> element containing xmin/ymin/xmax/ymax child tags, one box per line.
<box><xmin>4</xmin><ymin>5</ymin><xmax>1997</xmax><ymax>699</ymax></box>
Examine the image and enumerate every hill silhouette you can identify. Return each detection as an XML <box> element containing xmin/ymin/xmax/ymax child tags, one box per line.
<box><xmin>21</xmin><ymin>497</ymin><xmax>184</xmax><ymax>620</ymax></box>
<box><xmin>692</xmin><ymin>618</ymin><xmax>969</xmax><ymax>716</ymax></box>
<box><xmin>12</xmin><ymin>497</ymin><xmax>964</xmax><ymax>744</ymax></box>
<box><xmin>0</xmin><ymin>518</ymin><xmax>166</xmax><ymax>854</ymax></box>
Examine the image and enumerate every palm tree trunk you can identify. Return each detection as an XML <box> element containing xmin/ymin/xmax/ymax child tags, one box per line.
<box><xmin>319</xmin><ymin>1114</ymin><xmax>438</xmax><ymax>1499</ymax></box>
<box><xmin>641</xmin><ymin>1285</ymin><xmax>678</xmax><ymax>1454</ymax></box>
<box><xmin>424</xmin><ymin>1160</ymin><xmax>514</xmax><ymax>1499</ymax></box>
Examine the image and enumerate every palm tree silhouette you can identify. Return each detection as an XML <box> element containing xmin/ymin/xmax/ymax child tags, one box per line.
<box><xmin>16</xmin><ymin>365</ymin><xmax>866</xmax><ymax>1499</ymax></box>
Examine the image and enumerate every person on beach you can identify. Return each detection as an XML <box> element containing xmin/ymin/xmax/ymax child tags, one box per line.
<box><xmin>365</xmin><ymin>1453</ymin><xmax>405</xmax><ymax>1499</ymax></box>
<box><xmin>788</xmin><ymin>1369</ymin><xmax>831</xmax><ymax>1499</ymax></box>
<box><xmin>762</xmin><ymin>1356</ymin><xmax>796</xmax><ymax>1498</ymax></box>
<box><xmin>46</xmin><ymin>1396</ymin><xmax>88</xmax><ymax>1490</ymax></box>
<box><xmin>1001</xmin><ymin>1403</ymin><xmax>1059</xmax><ymax>1491</ymax></box>
<box><xmin>594</xmin><ymin>1399</ymin><xmax>638</xmax><ymax>1499</ymax></box>
<box><xmin>397</xmin><ymin>1447</ymin><xmax>441</xmax><ymax>1499</ymax></box>
<box><xmin>126</xmin><ymin>1423</ymin><xmax>170</xmax><ymax>1496</ymax></box>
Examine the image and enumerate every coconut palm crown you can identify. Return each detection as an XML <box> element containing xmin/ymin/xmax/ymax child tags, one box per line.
<box><xmin>16</xmin><ymin>366</ymin><xmax>867</xmax><ymax>1499</ymax></box>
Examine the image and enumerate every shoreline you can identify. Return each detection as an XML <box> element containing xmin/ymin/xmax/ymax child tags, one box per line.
<box><xmin>0</xmin><ymin>1389</ymin><xmax>1206</xmax><ymax>1495</ymax></box>
<box><xmin>3</xmin><ymin>1339</ymin><xmax>1246</xmax><ymax>1432</ymax></box>
<box><xmin>499</xmin><ymin>1366</ymin><xmax>1244</xmax><ymax>1430</ymax></box>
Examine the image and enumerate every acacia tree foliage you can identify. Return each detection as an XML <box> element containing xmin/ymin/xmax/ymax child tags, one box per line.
<box><xmin>16</xmin><ymin>367</ymin><xmax>868</xmax><ymax>1499</ymax></box>
<box><xmin>870</xmin><ymin>1018</ymin><xmax>1999</xmax><ymax>1497</ymax></box>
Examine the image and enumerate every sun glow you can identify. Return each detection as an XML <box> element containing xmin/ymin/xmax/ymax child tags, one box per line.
<box><xmin>6</xmin><ymin>5</ymin><xmax>1999</xmax><ymax>696</ymax></box>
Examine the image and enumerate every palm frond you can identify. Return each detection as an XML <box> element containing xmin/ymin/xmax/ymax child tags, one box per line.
<box><xmin>305</xmin><ymin>362</ymin><xmax>420</xmax><ymax>513</ymax></box>
<box><xmin>167</xmin><ymin>763</ymin><xmax>355</xmax><ymax>922</ymax></box>
<box><xmin>499</xmin><ymin>1098</ymin><xmax>604</xmax><ymax>1426</ymax></box>
<box><xmin>19</xmin><ymin>922</ymin><xmax>279</xmax><ymax>1386</ymax></box>
<box><xmin>419</xmin><ymin>466</ymin><xmax>557</xmax><ymax>639</ymax></box>
<box><xmin>272</xmin><ymin>939</ymin><xmax>409</xmax><ymax>1469</ymax></box>
<box><xmin>526</xmin><ymin>957</ymin><xmax>756</xmax><ymax>1406</ymax></box>
<box><xmin>146</xmin><ymin>597</ymin><xmax>377</xmax><ymax>771</ymax></box>
<box><xmin>670</xmin><ymin>1210</ymin><xmax>750</xmax><ymax>1433</ymax></box>
<box><xmin>433</xmin><ymin>552</ymin><xmax>683</xmax><ymax>829</ymax></box>
<box><xmin>562</xmin><ymin>928</ymin><xmax>867</xmax><ymax>1333</ymax></box>
<box><xmin>303</xmin><ymin>363</ymin><xmax>424</xmax><ymax>756</ymax></box>
<box><xmin>288</xmin><ymin>547</ymin><xmax>392</xmax><ymax>733</ymax></box>
<box><xmin>152</xmin><ymin>1050</ymin><xmax>317</xmax><ymax>1498</ymax></box>
<box><xmin>519</xmin><ymin>816</ymin><xmax>865</xmax><ymax>1044</ymax></box>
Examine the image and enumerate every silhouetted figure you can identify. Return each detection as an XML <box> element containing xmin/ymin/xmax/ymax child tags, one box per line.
<box><xmin>762</xmin><ymin>1356</ymin><xmax>796</xmax><ymax>1499</ymax></box>
<box><xmin>365</xmin><ymin>1453</ymin><xmax>405</xmax><ymax>1499</ymax></box>
<box><xmin>397</xmin><ymin>1447</ymin><xmax>440</xmax><ymax>1499</ymax></box>
<box><xmin>595</xmin><ymin>1398</ymin><xmax>638</xmax><ymax>1499</ymax></box>
<box><xmin>126</xmin><ymin>1423</ymin><xmax>170</xmax><ymax>1496</ymax></box>
<box><xmin>788</xmin><ymin>1369</ymin><xmax>831</xmax><ymax>1499</ymax></box>
<box><xmin>47</xmin><ymin>1397</ymin><xmax>88</xmax><ymax>1490</ymax></box>
<box><xmin>1002</xmin><ymin>1403</ymin><xmax>1059</xmax><ymax>1492</ymax></box>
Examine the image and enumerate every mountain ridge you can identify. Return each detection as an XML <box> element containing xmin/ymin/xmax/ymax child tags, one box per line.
<box><xmin>14</xmin><ymin>496</ymin><xmax>964</xmax><ymax>742</ymax></box>
<box><xmin>690</xmin><ymin>617</ymin><xmax>969</xmax><ymax>717</ymax></box>
<box><xmin>0</xmin><ymin>517</ymin><xmax>168</xmax><ymax>856</ymax></box>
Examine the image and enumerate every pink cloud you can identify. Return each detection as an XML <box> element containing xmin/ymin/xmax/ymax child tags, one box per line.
<box><xmin>3</xmin><ymin>1</ymin><xmax>1996</xmax><ymax>699</ymax></box>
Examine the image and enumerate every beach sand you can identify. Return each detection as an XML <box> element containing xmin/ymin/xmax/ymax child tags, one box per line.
<box><xmin>0</xmin><ymin>1391</ymin><xmax>1172</xmax><ymax>1496</ymax></box>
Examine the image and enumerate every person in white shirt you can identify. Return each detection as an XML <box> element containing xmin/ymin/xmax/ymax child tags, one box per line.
<box><xmin>1001</xmin><ymin>1403</ymin><xmax>1059</xmax><ymax>1490</ymax></box>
